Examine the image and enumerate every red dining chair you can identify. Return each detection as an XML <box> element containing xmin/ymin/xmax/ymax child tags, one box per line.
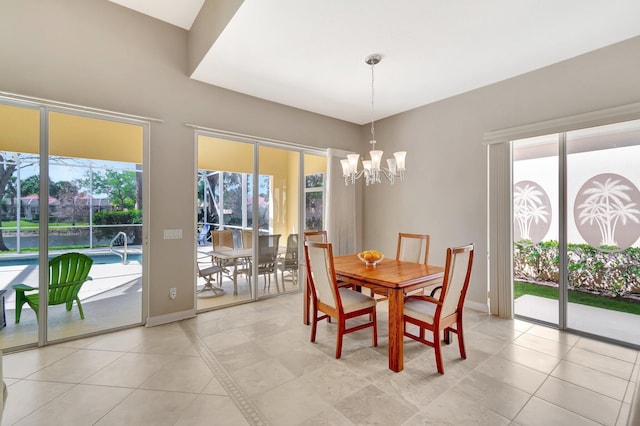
<box><xmin>304</xmin><ymin>240</ymin><xmax>378</xmax><ymax>358</ymax></box>
<box><xmin>302</xmin><ymin>231</ymin><xmax>354</xmax><ymax>324</ymax></box>
<box><xmin>397</xmin><ymin>233</ymin><xmax>430</xmax><ymax>265</ymax></box>
<box><xmin>403</xmin><ymin>244</ymin><xmax>474</xmax><ymax>374</ymax></box>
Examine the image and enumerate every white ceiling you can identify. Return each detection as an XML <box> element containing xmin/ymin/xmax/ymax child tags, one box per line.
<box><xmin>109</xmin><ymin>0</ymin><xmax>640</xmax><ymax>124</ymax></box>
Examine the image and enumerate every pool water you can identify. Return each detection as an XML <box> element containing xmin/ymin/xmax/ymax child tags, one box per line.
<box><xmin>0</xmin><ymin>253</ymin><xmax>142</xmax><ymax>267</ymax></box>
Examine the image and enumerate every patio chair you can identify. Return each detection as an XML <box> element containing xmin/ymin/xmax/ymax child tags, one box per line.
<box><xmin>304</xmin><ymin>240</ymin><xmax>378</xmax><ymax>358</ymax></box>
<box><xmin>196</xmin><ymin>253</ymin><xmax>224</xmax><ymax>297</ymax></box>
<box><xmin>212</xmin><ymin>229</ymin><xmax>234</xmax><ymax>250</ymax></box>
<box><xmin>197</xmin><ymin>223</ymin><xmax>211</xmax><ymax>245</ymax></box>
<box><xmin>403</xmin><ymin>244</ymin><xmax>474</xmax><ymax>374</ymax></box>
<box><xmin>238</xmin><ymin>234</ymin><xmax>281</xmax><ymax>293</ymax></box>
<box><xmin>12</xmin><ymin>252</ymin><xmax>93</xmax><ymax>323</ymax></box>
<box><xmin>241</xmin><ymin>229</ymin><xmax>253</xmax><ymax>249</ymax></box>
<box><xmin>277</xmin><ymin>233</ymin><xmax>298</xmax><ymax>289</ymax></box>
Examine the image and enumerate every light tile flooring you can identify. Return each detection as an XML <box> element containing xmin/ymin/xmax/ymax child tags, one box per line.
<box><xmin>2</xmin><ymin>293</ymin><xmax>639</xmax><ymax>425</ymax></box>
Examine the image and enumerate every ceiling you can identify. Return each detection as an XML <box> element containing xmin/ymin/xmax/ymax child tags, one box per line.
<box><xmin>109</xmin><ymin>0</ymin><xmax>640</xmax><ymax>124</ymax></box>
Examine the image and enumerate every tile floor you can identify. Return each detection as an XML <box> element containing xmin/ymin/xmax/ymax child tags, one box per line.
<box><xmin>2</xmin><ymin>293</ymin><xmax>639</xmax><ymax>425</ymax></box>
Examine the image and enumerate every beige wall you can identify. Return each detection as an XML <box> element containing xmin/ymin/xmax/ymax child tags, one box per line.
<box><xmin>361</xmin><ymin>36</ymin><xmax>640</xmax><ymax>310</ymax></box>
<box><xmin>2</xmin><ymin>0</ymin><xmax>639</xmax><ymax>319</ymax></box>
<box><xmin>0</xmin><ymin>0</ymin><xmax>360</xmax><ymax>323</ymax></box>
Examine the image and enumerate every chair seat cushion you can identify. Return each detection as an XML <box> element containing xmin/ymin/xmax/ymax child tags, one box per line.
<box><xmin>338</xmin><ymin>288</ymin><xmax>376</xmax><ymax>313</ymax></box>
<box><xmin>199</xmin><ymin>264</ymin><xmax>222</xmax><ymax>275</ymax></box>
<box><xmin>404</xmin><ymin>298</ymin><xmax>437</xmax><ymax>324</ymax></box>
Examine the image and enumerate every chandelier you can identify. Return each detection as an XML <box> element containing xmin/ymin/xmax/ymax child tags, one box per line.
<box><xmin>341</xmin><ymin>54</ymin><xmax>406</xmax><ymax>186</ymax></box>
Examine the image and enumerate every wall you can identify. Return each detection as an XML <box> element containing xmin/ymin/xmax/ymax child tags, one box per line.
<box><xmin>0</xmin><ymin>0</ymin><xmax>360</xmax><ymax>323</ymax></box>
<box><xmin>2</xmin><ymin>0</ymin><xmax>640</xmax><ymax>318</ymax></box>
<box><xmin>363</xmin><ymin>35</ymin><xmax>640</xmax><ymax>311</ymax></box>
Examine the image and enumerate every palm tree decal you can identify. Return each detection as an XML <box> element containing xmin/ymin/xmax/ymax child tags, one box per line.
<box><xmin>514</xmin><ymin>182</ymin><xmax>549</xmax><ymax>241</ymax></box>
<box><xmin>577</xmin><ymin>176</ymin><xmax>640</xmax><ymax>246</ymax></box>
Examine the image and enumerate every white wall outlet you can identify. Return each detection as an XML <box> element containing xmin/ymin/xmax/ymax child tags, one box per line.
<box><xmin>169</xmin><ymin>287</ymin><xmax>177</xmax><ymax>299</ymax></box>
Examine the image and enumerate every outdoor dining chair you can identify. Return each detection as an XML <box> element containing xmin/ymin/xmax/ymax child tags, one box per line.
<box><xmin>196</xmin><ymin>253</ymin><xmax>224</xmax><ymax>297</ymax></box>
<box><xmin>238</xmin><ymin>234</ymin><xmax>281</xmax><ymax>293</ymax></box>
<box><xmin>277</xmin><ymin>233</ymin><xmax>298</xmax><ymax>289</ymax></box>
<box><xmin>403</xmin><ymin>243</ymin><xmax>474</xmax><ymax>374</ymax></box>
<box><xmin>197</xmin><ymin>223</ymin><xmax>211</xmax><ymax>245</ymax></box>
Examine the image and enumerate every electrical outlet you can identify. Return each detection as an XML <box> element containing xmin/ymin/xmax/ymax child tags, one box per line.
<box><xmin>169</xmin><ymin>287</ymin><xmax>177</xmax><ymax>300</ymax></box>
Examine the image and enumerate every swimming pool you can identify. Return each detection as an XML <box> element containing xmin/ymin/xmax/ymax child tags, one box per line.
<box><xmin>0</xmin><ymin>252</ymin><xmax>142</xmax><ymax>267</ymax></box>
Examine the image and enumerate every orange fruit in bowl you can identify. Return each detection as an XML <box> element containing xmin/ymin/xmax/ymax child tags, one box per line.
<box><xmin>358</xmin><ymin>249</ymin><xmax>383</xmax><ymax>264</ymax></box>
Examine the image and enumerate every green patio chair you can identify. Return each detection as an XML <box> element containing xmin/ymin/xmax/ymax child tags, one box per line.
<box><xmin>12</xmin><ymin>252</ymin><xmax>93</xmax><ymax>323</ymax></box>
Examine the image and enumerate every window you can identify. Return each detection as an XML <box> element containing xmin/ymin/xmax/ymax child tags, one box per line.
<box><xmin>304</xmin><ymin>173</ymin><xmax>324</xmax><ymax>231</ymax></box>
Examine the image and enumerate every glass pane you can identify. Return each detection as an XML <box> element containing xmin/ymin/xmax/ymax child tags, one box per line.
<box><xmin>0</xmin><ymin>103</ymin><xmax>41</xmax><ymax>349</ymax></box>
<box><xmin>566</xmin><ymin>120</ymin><xmax>640</xmax><ymax>345</ymax></box>
<box><xmin>258</xmin><ymin>146</ymin><xmax>299</xmax><ymax>297</ymax></box>
<box><xmin>513</xmin><ymin>134</ymin><xmax>559</xmax><ymax>325</ymax></box>
<box><xmin>304</xmin><ymin>154</ymin><xmax>326</xmax><ymax>232</ymax></box>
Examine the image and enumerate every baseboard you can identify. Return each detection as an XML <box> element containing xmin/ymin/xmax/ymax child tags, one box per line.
<box><xmin>146</xmin><ymin>309</ymin><xmax>196</xmax><ymax>327</ymax></box>
<box><xmin>466</xmin><ymin>300</ymin><xmax>489</xmax><ymax>313</ymax></box>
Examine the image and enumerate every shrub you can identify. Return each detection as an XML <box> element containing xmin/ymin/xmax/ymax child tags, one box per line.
<box><xmin>514</xmin><ymin>240</ymin><xmax>640</xmax><ymax>297</ymax></box>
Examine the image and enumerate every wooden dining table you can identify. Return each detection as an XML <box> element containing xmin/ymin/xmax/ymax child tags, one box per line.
<box><xmin>330</xmin><ymin>255</ymin><xmax>444</xmax><ymax>372</ymax></box>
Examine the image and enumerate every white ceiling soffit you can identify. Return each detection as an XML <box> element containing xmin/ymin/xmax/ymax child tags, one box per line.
<box><xmin>108</xmin><ymin>0</ymin><xmax>204</xmax><ymax>30</ymax></box>
<box><xmin>113</xmin><ymin>0</ymin><xmax>640</xmax><ymax>125</ymax></box>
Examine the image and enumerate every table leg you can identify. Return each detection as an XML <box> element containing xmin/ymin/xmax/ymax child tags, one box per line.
<box><xmin>387</xmin><ymin>289</ymin><xmax>404</xmax><ymax>372</ymax></box>
<box><xmin>232</xmin><ymin>259</ymin><xmax>238</xmax><ymax>296</ymax></box>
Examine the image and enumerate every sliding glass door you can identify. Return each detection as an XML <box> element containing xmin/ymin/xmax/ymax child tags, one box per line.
<box><xmin>196</xmin><ymin>134</ymin><xmax>325</xmax><ymax>310</ymax></box>
<box><xmin>565</xmin><ymin>122</ymin><xmax>640</xmax><ymax>344</ymax></box>
<box><xmin>257</xmin><ymin>145</ymin><xmax>300</xmax><ymax>298</ymax></box>
<box><xmin>46</xmin><ymin>111</ymin><xmax>144</xmax><ymax>341</ymax></box>
<box><xmin>513</xmin><ymin>120</ymin><xmax>640</xmax><ymax>346</ymax></box>
<box><xmin>513</xmin><ymin>134</ymin><xmax>559</xmax><ymax>326</ymax></box>
<box><xmin>0</xmin><ymin>102</ymin><xmax>41</xmax><ymax>350</ymax></box>
<box><xmin>0</xmin><ymin>98</ymin><xmax>146</xmax><ymax>351</ymax></box>
<box><xmin>196</xmin><ymin>136</ymin><xmax>255</xmax><ymax>308</ymax></box>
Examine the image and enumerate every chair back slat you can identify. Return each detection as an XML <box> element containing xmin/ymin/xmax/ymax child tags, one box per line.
<box><xmin>438</xmin><ymin>245</ymin><xmax>474</xmax><ymax>318</ymax></box>
<box><xmin>396</xmin><ymin>233</ymin><xmax>429</xmax><ymax>264</ymax></box>
<box><xmin>304</xmin><ymin>241</ymin><xmax>339</xmax><ymax>310</ymax></box>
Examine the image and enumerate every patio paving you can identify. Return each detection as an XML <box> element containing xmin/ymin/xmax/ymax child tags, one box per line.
<box><xmin>515</xmin><ymin>294</ymin><xmax>640</xmax><ymax>346</ymax></box>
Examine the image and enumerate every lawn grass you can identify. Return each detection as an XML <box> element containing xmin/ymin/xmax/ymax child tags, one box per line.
<box><xmin>514</xmin><ymin>281</ymin><xmax>640</xmax><ymax>315</ymax></box>
<box><xmin>1</xmin><ymin>219</ymin><xmax>90</xmax><ymax>231</ymax></box>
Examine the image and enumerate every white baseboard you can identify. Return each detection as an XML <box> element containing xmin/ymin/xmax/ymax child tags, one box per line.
<box><xmin>146</xmin><ymin>309</ymin><xmax>196</xmax><ymax>327</ymax></box>
<box><xmin>466</xmin><ymin>300</ymin><xmax>489</xmax><ymax>313</ymax></box>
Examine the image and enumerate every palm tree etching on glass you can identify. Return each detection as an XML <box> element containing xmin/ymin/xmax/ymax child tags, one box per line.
<box><xmin>575</xmin><ymin>173</ymin><xmax>640</xmax><ymax>250</ymax></box>
<box><xmin>514</xmin><ymin>180</ymin><xmax>551</xmax><ymax>243</ymax></box>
